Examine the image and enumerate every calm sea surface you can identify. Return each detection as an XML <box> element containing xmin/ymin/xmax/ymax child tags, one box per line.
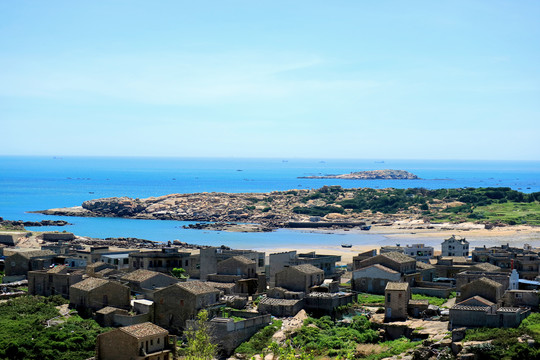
<box><xmin>1</xmin><ymin>156</ymin><xmax>539</xmax><ymax>250</ymax></box>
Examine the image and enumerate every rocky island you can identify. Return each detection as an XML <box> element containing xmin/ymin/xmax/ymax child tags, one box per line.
<box><xmin>298</xmin><ymin>169</ymin><xmax>420</xmax><ymax>180</ymax></box>
<box><xmin>33</xmin><ymin>186</ymin><xmax>540</xmax><ymax>232</ymax></box>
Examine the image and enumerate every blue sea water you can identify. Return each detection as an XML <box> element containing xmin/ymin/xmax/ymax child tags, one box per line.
<box><xmin>0</xmin><ymin>156</ymin><xmax>539</xmax><ymax>251</ymax></box>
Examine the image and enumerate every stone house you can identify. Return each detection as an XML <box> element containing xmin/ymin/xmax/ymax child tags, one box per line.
<box><xmin>28</xmin><ymin>265</ymin><xmax>84</xmax><ymax>298</ymax></box>
<box><xmin>269</xmin><ymin>251</ymin><xmax>340</xmax><ymax>286</ymax></box>
<box><xmin>358</xmin><ymin>252</ymin><xmax>419</xmax><ymax>285</ymax></box>
<box><xmin>416</xmin><ymin>261</ymin><xmax>436</xmax><ymax>282</ymax></box>
<box><xmin>198</xmin><ymin>247</ymin><xmax>265</xmax><ymax>281</ymax></box>
<box><xmin>456</xmin><ymin>270</ymin><xmax>512</xmax><ymax>292</ymax></box>
<box><xmin>275</xmin><ymin>264</ymin><xmax>324</xmax><ymax>293</ymax></box>
<box><xmin>70</xmin><ymin>277</ymin><xmax>131</xmax><ymax>311</ymax></box>
<box><xmin>434</xmin><ymin>256</ymin><xmax>472</xmax><ymax>278</ymax></box>
<box><xmin>4</xmin><ymin>249</ymin><xmax>56</xmax><ymax>278</ymax></box>
<box><xmin>450</xmin><ymin>296</ymin><xmax>530</xmax><ymax>329</ymax></box>
<box><xmin>153</xmin><ymin>281</ymin><xmax>221</xmax><ymax>333</ymax></box>
<box><xmin>96</xmin><ymin>322</ymin><xmax>176</xmax><ymax>360</ymax></box>
<box><xmin>502</xmin><ymin>290</ymin><xmax>540</xmax><ymax>310</ymax></box>
<box><xmin>86</xmin><ymin>261</ymin><xmax>116</xmax><ymax>276</ymax></box>
<box><xmin>304</xmin><ymin>292</ymin><xmax>354</xmax><ymax>314</ymax></box>
<box><xmin>129</xmin><ymin>248</ymin><xmax>192</xmax><ymax>274</ymax></box>
<box><xmin>459</xmin><ymin>277</ymin><xmax>504</xmax><ymax>304</ymax></box>
<box><xmin>216</xmin><ymin>255</ymin><xmax>256</xmax><ymax>278</ymax></box>
<box><xmin>122</xmin><ymin>269</ymin><xmax>179</xmax><ymax>294</ymax></box>
<box><xmin>0</xmin><ymin>234</ymin><xmax>19</xmax><ymax>246</ymax></box>
<box><xmin>441</xmin><ymin>235</ymin><xmax>469</xmax><ymax>257</ymax></box>
<box><xmin>384</xmin><ymin>282</ymin><xmax>410</xmax><ymax>322</ymax></box>
<box><xmin>352</xmin><ymin>249</ymin><xmax>378</xmax><ymax>270</ymax></box>
<box><xmin>352</xmin><ymin>264</ymin><xmax>401</xmax><ymax>294</ymax></box>
<box><xmin>258</xmin><ymin>296</ymin><xmax>304</xmax><ymax>317</ymax></box>
<box><xmin>42</xmin><ymin>232</ymin><xmax>76</xmax><ymax>242</ymax></box>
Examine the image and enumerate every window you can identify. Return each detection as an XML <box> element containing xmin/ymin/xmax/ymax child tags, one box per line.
<box><xmin>387</xmin><ymin>293</ymin><xmax>391</xmax><ymax>302</ymax></box>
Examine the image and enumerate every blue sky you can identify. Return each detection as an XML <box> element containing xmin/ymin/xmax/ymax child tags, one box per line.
<box><xmin>1</xmin><ymin>1</ymin><xmax>539</xmax><ymax>160</ymax></box>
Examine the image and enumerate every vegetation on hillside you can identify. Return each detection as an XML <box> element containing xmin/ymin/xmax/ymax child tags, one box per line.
<box><xmin>291</xmin><ymin>186</ymin><xmax>540</xmax><ymax>225</ymax></box>
<box><xmin>0</xmin><ymin>295</ymin><xmax>106</xmax><ymax>360</ymax></box>
<box><xmin>463</xmin><ymin>313</ymin><xmax>540</xmax><ymax>359</ymax></box>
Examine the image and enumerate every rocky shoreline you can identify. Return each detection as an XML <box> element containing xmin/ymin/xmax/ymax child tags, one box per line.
<box><xmin>0</xmin><ymin>217</ymin><xmax>71</xmax><ymax>230</ymax></box>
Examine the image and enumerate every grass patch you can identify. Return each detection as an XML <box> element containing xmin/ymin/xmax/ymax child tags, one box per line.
<box><xmin>363</xmin><ymin>337</ymin><xmax>421</xmax><ymax>360</ymax></box>
<box><xmin>411</xmin><ymin>293</ymin><xmax>447</xmax><ymax>307</ymax></box>
<box><xmin>234</xmin><ymin>320</ymin><xmax>282</xmax><ymax>357</ymax></box>
<box><xmin>357</xmin><ymin>293</ymin><xmax>385</xmax><ymax>305</ymax></box>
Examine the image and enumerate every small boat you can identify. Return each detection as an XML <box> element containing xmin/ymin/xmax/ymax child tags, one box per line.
<box><xmin>341</xmin><ymin>244</ymin><xmax>353</xmax><ymax>248</ymax></box>
<box><xmin>361</xmin><ymin>225</ymin><xmax>371</xmax><ymax>231</ymax></box>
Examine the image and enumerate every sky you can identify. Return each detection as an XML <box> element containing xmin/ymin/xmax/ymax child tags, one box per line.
<box><xmin>1</xmin><ymin>1</ymin><xmax>539</xmax><ymax>160</ymax></box>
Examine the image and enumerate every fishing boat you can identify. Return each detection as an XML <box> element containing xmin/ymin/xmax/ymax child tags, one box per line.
<box><xmin>341</xmin><ymin>244</ymin><xmax>353</xmax><ymax>248</ymax></box>
<box><xmin>361</xmin><ymin>225</ymin><xmax>371</xmax><ymax>231</ymax></box>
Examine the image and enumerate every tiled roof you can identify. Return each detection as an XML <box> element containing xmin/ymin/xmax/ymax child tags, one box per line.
<box><xmin>291</xmin><ymin>264</ymin><xmax>323</xmax><ymax>275</ymax></box>
<box><xmin>71</xmin><ymin>277</ymin><xmax>109</xmax><ymax>291</ymax></box>
<box><xmin>471</xmin><ymin>263</ymin><xmax>501</xmax><ymax>272</ymax></box>
<box><xmin>452</xmin><ymin>305</ymin><xmax>490</xmax><ymax>312</ymax></box>
<box><xmin>15</xmin><ymin>250</ymin><xmax>56</xmax><ymax>259</ymax></box>
<box><xmin>457</xmin><ymin>295</ymin><xmax>494</xmax><ymax>307</ymax></box>
<box><xmin>381</xmin><ymin>252</ymin><xmax>415</xmax><ymax>264</ymax></box>
<box><xmin>416</xmin><ymin>261</ymin><xmax>435</xmax><ymax>270</ymax></box>
<box><xmin>221</xmin><ymin>255</ymin><xmax>256</xmax><ymax>266</ymax></box>
<box><xmin>476</xmin><ymin>277</ymin><xmax>503</xmax><ymax>289</ymax></box>
<box><xmin>123</xmin><ymin>269</ymin><xmax>162</xmax><ymax>282</ymax></box>
<box><xmin>205</xmin><ymin>281</ymin><xmax>236</xmax><ymax>290</ymax></box>
<box><xmin>177</xmin><ymin>280</ymin><xmax>219</xmax><ymax>295</ymax></box>
<box><xmin>87</xmin><ymin>261</ymin><xmax>108</xmax><ymax>269</ymax></box>
<box><xmin>385</xmin><ymin>282</ymin><xmax>409</xmax><ymax>291</ymax></box>
<box><xmin>96</xmin><ymin>306</ymin><xmax>121</xmax><ymax>314</ymax></box>
<box><xmin>497</xmin><ymin>307</ymin><xmax>522</xmax><ymax>313</ymax></box>
<box><xmin>259</xmin><ymin>297</ymin><xmax>302</xmax><ymax>306</ymax></box>
<box><xmin>47</xmin><ymin>265</ymin><xmax>68</xmax><ymax>274</ymax></box>
<box><xmin>357</xmin><ymin>264</ymin><xmax>399</xmax><ymax>274</ymax></box>
<box><xmin>119</xmin><ymin>322</ymin><xmax>168</xmax><ymax>339</ymax></box>
<box><xmin>409</xmin><ymin>299</ymin><xmax>429</xmax><ymax>306</ymax></box>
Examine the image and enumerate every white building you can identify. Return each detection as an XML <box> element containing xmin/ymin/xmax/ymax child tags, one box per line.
<box><xmin>404</xmin><ymin>244</ymin><xmax>434</xmax><ymax>263</ymax></box>
<box><xmin>441</xmin><ymin>235</ymin><xmax>469</xmax><ymax>257</ymax></box>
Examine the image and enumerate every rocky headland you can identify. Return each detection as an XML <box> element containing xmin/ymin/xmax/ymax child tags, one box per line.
<box><xmin>298</xmin><ymin>169</ymin><xmax>420</xmax><ymax>180</ymax></box>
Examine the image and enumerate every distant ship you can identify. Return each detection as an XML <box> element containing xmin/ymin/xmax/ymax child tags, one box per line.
<box><xmin>361</xmin><ymin>225</ymin><xmax>371</xmax><ymax>231</ymax></box>
<box><xmin>341</xmin><ymin>244</ymin><xmax>353</xmax><ymax>248</ymax></box>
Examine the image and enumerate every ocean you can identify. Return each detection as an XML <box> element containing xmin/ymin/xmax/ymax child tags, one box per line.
<box><xmin>1</xmin><ymin>156</ymin><xmax>539</xmax><ymax>251</ymax></box>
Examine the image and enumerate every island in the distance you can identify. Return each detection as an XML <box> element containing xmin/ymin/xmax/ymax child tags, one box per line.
<box><xmin>298</xmin><ymin>169</ymin><xmax>420</xmax><ymax>180</ymax></box>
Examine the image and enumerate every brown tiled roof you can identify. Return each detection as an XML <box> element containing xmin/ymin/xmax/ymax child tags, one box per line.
<box><xmin>291</xmin><ymin>264</ymin><xmax>323</xmax><ymax>275</ymax></box>
<box><xmin>471</xmin><ymin>263</ymin><xmax>501</xmax><ymax>272</ymax></box>
<box><xmin>497</xmin><ymin>307</ymin><xmax>522</xmax><ymax>313</ymax></box>
<box><xmin>356</xmin><ymin>264</ymin><xmax>399</xmax><ymax>274</ymax></box>
<box><xmin>205</xmin><ymin>281</ymin><xmax>236</xmax><ymax>290</ymax></box>
<box><xmin>14</xmin><ymin>250</ymin><xmax>55</xmax><ymax>259</ymax></box>
<box><xmin>47</xmin><ymin>265</ymin><xmax>68</xmax><ymax>274</ymax></box>
<box><xmin>457</xmin><ymin>295</ymin><xmax>495</xmax><ymax>307</ymax></box>
<box><xmin>96</xmin><ymin>306</ymin><xmax>121</xmax><ymax>314</ymax></box>
<box><xmin>381</xmin><ymin>252</ymin><xmax>415</xmax><ymax>264</ymax></box>
<box><xmin>71</xmin><ymin>277</ymin><xmax>109</xmax><ymax>291</ymax></box>
<box><xmin>259</xmin><ymin>297</ymin><xmax>302</xmax><ymax>306</ymax></box>
<box><xmin>122</xmin><ymin>269</ymin><xmax>162</xmax><ymax>282</ymax></box>
<box><xmin>476</xmin><ymin>277</ymin><xmax>503</xmax><ymax>289</ymax></box>
<box><xmin>222</xmin><ymin>255</ymin><xmax>256</xmax><ymax>266</ymax></box>
<box><xmin>177</xmin><ymin>280</ymin><xmax>219</xmax><ymax>295</ymax></box>
<box><xmin>409</xmin><ymin>299</ymin><xmax>429</xmax><ymax>306</ymax></box>
<box><xmin>119</xmin><ymin>322</ymin><xmax>168</xmax><ymax>339</ymax></box>
<box><xmin>96</xmin><ymin>268</ymin><xmax>117</xmax><ymax>277</ymax></box>
<box><xmin>452</xmin><ymin>305</ymin><xmax>490</xmax><ymax>312</ymax></box>
<box><xmin>385</xmin><ymin>282</ymin><xmax>409</xmax><ymax>291</ymax></box>
<box><xmin>416</xmin><ymin>261</ymin><xmax>435</xmax><ymax>270</ymax></box>
<box><xmin>87</xmin><ymin>261</ymin><xmax>108</xmax><ymax>269</ymax></box>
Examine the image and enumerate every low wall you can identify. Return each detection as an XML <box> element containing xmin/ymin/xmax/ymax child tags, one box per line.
<box><xmin>114</xmin><ymin>312</ymin><xmax>151</xmax><ymax>327</ymax></box>
<box><xmin>412</xmin><ymin>286</ymin><xmax>455</xmax><ymax>298</ymax></box>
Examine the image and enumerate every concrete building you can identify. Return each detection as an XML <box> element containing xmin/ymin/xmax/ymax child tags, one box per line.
<box><xmin>258</xmin><ymin>296</ymin><xmax>304</xmax><ymax>317</ymax></box>
<box><xmin>153</xmin><ymin>281</ymin><xmax>221</xmax><ymax>333</ymax></box>
<box><xmin>130</xmin><ymin>248</ymin><xmax>192</xmax><ymax>274</ymax></box>
<box><xmin>502</xmin><ymin>290</ymin><xmax>540</xmax><ymax>310</ymax></box>
<box><xmin>70</xmin><ymin>278</ymin><xmax>131</xmax><ymax>312</ymax></box>
<box><xmin>352</xmin><ymin>264</ymin><xmax>401</xmax><ymax>294</ymax></box>
<box><xmin>275</xmin><ymin>264</ymin><xmax>324</xmax><ymax>293</ymax></box>
<box><xmin>96</xmin><ymin>322</ymin><xmax>176</xmax><ymax>360</ymax></box>
<box><xmin>403</xmin><ymin>244</ymin><xmax>434</xmax><ymax>263</ymax></box>
<box><xmin>100</xmin><ymin>253</ymin><xmax>132</xmax><ymax>270</ymax></box>
<box><xmin>28</xmin><ymin>265</ymin><xmax>84</xmax><ymax>298</ymax></box>
<box><xmin>384</xmin><ymin>282</ymin><xmax>410</xmax><ymax>321</ymax></box>
<box><xmin>441</xmin><ymin>235</ymin><xmax>469</xmax><ymax>257</ymax></box>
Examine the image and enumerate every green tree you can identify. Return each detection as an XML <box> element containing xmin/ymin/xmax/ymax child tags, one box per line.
<box><xmin>170</xmin><ymin>267</ymin><xmax>188</xmax><ymax>280</ymax></box>
<box><xmin>184</xmin><ymin>310</ymin><xmax>216</xmax><ymax>360</ymax></box>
